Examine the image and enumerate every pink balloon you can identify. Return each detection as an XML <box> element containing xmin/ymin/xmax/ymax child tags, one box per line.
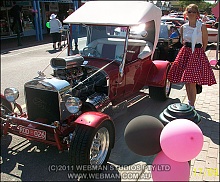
<box><xmin>152</xmin><ymin>151</ymin><xmax>190</xmax><ymax>181</ymax></box>
<box><xmin>160</xmin><ymin>119</ymin><xmax>203</xmax><ymax>162</ymax></box>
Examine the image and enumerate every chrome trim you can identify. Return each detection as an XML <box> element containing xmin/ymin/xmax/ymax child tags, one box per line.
<box><xmin>50</xmin><ymin>56</ymin><xmax>84</xmax><ymax>69</ymax></box>
<box><xmin>7</xmin><ymin>115</ymin><xmax>57</xmax><ymax>129</ymax></box>
<box><xmin>24</xmin><ymin>78</ymin><xmax>71</xmax><ymax>93</ymax></box>
<box><xmin>119</xmin><ymin>27</ymin><xmax>129</xmax><ymax>77</ymax></box>
<box><xmin>24</xmin><ymin>78</ymin><xmax>71</xmax><ymax>122</ymax></box>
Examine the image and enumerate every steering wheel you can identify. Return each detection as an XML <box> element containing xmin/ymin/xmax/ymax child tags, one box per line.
<box><xmin>82</xmin><ymin>47</ymin><xmax>101</xmax><ymax>57</ymax></box>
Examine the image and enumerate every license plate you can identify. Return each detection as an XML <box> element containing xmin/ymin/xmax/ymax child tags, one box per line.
<box><xmin>18</xmin><ymin>125</ymin><xmax>46</xmax><ymax>140</ymax></box>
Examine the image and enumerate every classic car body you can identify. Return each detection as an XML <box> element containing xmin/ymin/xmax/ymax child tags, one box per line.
<box><xmin>161</xmin><ymin>16</ymin><xmax>218</xmax><ymax>43</ymax></box>
<box><xmin>1</xmin><ymin>1</ymin><xmax>171</xmax><ymax>173</ymax></box>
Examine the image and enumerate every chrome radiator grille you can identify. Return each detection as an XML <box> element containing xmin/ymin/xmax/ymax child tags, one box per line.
<box><xmin>25</xmin><ymin>87</ymin><xmax>61</xmax><ymax>123</ymax></box>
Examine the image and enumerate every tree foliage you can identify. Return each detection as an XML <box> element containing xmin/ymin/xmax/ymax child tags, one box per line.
<box><xmin>177</xmin><ymin>0</ymin><xmax>216</xmax><ymax>14</ymax></box>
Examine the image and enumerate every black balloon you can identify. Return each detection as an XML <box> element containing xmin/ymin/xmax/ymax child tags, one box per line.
<box><xmin>124</xmin><ymin>115</ymin><xmax>164</xmax><ymax>156</ymax></box>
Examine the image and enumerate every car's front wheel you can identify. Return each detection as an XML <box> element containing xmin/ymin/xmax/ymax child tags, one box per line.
<box><xmin>69</xmin><ymin>120</ymin><xmax>114</xmax><ymax>174</ymax></box>
<box><xmin>149</xmin><ymin>78</ymin><xmax>171</xmax><ymax>101</ymax></box>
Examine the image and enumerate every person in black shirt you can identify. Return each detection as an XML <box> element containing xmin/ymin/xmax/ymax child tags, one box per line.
<box><xmin>10</xmin><ymin>1</ymin><xmax>23</xmax><ymax>33</ymax></box>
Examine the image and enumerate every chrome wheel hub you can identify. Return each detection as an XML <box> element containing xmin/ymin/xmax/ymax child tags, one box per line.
<box><xmin>90</xmin><ymin>127</ymin><xmax>109</xmax><ymax>165</ymax></box>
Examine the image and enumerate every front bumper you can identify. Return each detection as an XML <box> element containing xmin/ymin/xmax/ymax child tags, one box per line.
<box><xmin>2</xmin><ymin>115</ymin><xmax>68</xmax><ymax>151</ymax></box>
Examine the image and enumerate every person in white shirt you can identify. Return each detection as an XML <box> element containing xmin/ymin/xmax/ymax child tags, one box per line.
<box><xmin>49</xmin><ymin>14</ymin><xmax>62</xmax><ymax>50</ymax></box>
<box><xmin>202</xmin><ymin>12</ymin><xmax>209</xmax><ymax>23</ymax></box>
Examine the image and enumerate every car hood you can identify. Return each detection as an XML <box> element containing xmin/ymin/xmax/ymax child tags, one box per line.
<box><xmin>207</xmin><ymin>28</ymin><xmax>218</xmax><ymax>33</ymax></box>
<box><xmin>83</xmin><ymin>59</ymin><xmax>119</xmax><ymax>77</ymax></box>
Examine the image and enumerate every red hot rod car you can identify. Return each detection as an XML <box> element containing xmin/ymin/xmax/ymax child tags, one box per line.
<box><xmin>1</xmin><ymin>1</ymin><xmax>171</xmax><ymax>172</ymax></box>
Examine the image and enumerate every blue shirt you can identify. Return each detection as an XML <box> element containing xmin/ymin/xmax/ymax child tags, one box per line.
<box><xmin>170</xmin><ymin>32</ymin><xmax>179</xmax><ymax>38</ymax></box>
<box><xmin>71</xmin><ymin>25</ymin><xmax>78</xmax><ymax>32</ymax></box>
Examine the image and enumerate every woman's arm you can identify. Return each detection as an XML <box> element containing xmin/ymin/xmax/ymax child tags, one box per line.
<box><xmin>180</xmin><ymin>25</ymin><xmax>183</xmax><ymax>44</ymax></box>
<box><xmin>201</xmin><ymin>24</ymin><xmax>208</xmax><ymax>51</ymax></box>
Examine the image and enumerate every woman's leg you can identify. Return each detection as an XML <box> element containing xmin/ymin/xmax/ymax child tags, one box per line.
<box><xmin>185</xmin><ymin>83</ymin><xmax>197</xmax><ymax>107</ymax></box>
<box><xmin>53</xmin><ymin>43</ymin><xmax>56</xmax><ymax>49</ymax></box>
<box><xmin>58</xmin><ymin>41</ymin><xmax>61</xmax><ymax>50</ymax></box>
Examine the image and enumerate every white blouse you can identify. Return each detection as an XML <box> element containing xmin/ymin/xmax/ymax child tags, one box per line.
<box><xmin>183</xmin><ymin>21</ymin><xmax>203</xmax><ymax>53</ymax></box>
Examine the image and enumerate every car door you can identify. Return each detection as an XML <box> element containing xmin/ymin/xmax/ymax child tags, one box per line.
<box><xmin>123</xmin><ymin>45</ymin><xmax>144</xmax><ymax>97</ymax></box>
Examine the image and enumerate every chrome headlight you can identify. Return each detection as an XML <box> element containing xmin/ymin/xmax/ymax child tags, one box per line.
<box><xmin>4</xmin><ymin>88</ymin><xmax>19</xmax><ymax>102</ymax></box>
<box><xmin>65</xmin><ymin>97</ymin><xmax>82</xmax><ymax>114</ymax></box>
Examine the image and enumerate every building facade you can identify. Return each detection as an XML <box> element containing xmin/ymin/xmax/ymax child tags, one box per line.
<box><xmin>0</xmin><ymin>0</ymin><xmax>81</xmax><ymax>40</ymax></box>
<box><xmin>1</xmin><ymin>0</ymin><xmax>181</xmax><ymax>40</ymax></box>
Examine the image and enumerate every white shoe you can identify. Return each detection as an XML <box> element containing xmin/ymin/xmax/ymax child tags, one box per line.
<box><xmin>188</xmin><ymin>101</ymin><xmax>195</xmax><ymax>110</ymax></box>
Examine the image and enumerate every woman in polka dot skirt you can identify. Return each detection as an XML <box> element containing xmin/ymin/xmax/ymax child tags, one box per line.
<box><xmin>167</xmin><ymin>4</ymin><xmax>216</xmax><ymax>109</ymax></box>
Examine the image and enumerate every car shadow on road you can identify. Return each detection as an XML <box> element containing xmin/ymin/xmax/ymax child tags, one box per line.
<box><xmin>1</xmin><ymin>136</ymin><xmax>121</xmax><ymax>181</ymax></box>
<box><xmin>1</xmin><ymin>136</ymin><xmax>78</xmax><ymax>181</ymax></box>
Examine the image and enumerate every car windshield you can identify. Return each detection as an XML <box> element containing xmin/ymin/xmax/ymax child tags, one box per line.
<box><xmin>79</xmin><ymin>25</ymin><xmax>127</xmax><ymax>62</ymax></box>
<box><xmin>79</xmin><ymin>24</ymin><xmax>150</xmax><ymax>62</ymax></box>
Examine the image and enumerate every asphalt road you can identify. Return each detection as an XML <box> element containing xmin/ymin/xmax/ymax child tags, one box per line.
<box><xmin>1</xmin><ymin>38</ymin><xmax>187</xmax><ymax>181</ymax></box>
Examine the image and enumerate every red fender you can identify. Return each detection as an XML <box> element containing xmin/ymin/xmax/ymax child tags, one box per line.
<box><xmin>74</xmin><ymin>111</ymin><xmax>115</xmax><ymax>148</ymax></box>
<box><xmin>146</xmin><ymin>60</ymin><xmax>171</xmax><ymax>87</ymax></box>
<box><xmin>74</xmin><ymin>111</ymin><xmax>114</xmax><ymax>128</ymax></box>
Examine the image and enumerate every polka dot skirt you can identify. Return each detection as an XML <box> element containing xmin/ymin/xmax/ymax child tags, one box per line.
<box><xmin>167</xmin><ymin>46</ymin><xmax>217</xmax><ymax>86</ymax></box>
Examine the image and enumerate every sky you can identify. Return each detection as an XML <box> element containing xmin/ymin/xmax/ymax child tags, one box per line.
<box><xmin>153</xmin><ymin>1</ymin><xmax>216</xmax><ymax>4</ymax></box>
<box><xmin>205</xmin><ymin>1</ymin><xmax>216</xmax><ymax>4</ymax></box>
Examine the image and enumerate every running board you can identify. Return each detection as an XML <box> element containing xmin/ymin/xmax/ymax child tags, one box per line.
<box><xmin>126</xmin><ymin>93</ymin><xmax>149</xmax><ymax>108</ymax></box>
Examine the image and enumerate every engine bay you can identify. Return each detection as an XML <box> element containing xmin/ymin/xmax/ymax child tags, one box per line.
<box><xmin>52</xmin><ymin>65</ymin><xmax>108</xmax><ymax>102</ymax></box>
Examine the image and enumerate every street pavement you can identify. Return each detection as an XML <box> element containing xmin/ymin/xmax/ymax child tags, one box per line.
<box><xmin>188</xmin><ymin>46</ymin><xmax>219</xmax><ymax>182</ymax></box>
<box><xmin>1</xmin><ymin>35</ymin><xmax>219</xmax><ymax>181</ymax></box>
